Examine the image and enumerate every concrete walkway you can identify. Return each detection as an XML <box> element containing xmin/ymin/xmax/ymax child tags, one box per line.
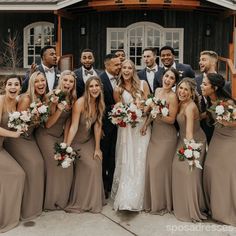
<box><xmin>3</xmin><ymin>199</ymin><xmax>236</xmax><ymax>236</ymax></box>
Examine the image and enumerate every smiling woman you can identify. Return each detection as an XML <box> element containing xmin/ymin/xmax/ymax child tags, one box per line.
<box><xmin>0</xmin><ymin>75</ymin><xmax>25</xmax><ymax>233</ymax></box>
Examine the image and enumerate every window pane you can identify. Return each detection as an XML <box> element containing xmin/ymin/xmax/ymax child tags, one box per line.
<box><xmin>136</xmin><ymin>57</ymin><xmax>142</xmax><ymax>66</ymax></box>
<box><xmin>130</xmin><ymin>37</ymin><xmax>135</xmax><ymax>46</ymax></box>
<box><xmin>111</xmin><ymin>41</ymin><xmax>117</xmax><ymax>49</ymax></box>
<box><xmin>28</xmin><ymin>57</ymin><xmax>34</xmax><ymax>65</ymax></box>
<box><xmin>173</xmin><ymin>32</ymin><xmax>179</xmax><ymax>40</ymax></box>
<box><xmin>130</xmin><ymin>47</ymin><xmax>135</xmax><ymax>56</ymax></box>
<box><xmin>111</xmin><ymin>32</ymin><xmax>117</xmax><ymax>40</ymax></box>
<box><xmin>130</xmin><ymin>29</ymin><xmax>135</xmax><ymax>37</ymax></box>
<box><xmin>166</xmin><ymin>32</ymin><xmax>172</xmax><ymax>40</ymax></box>
<box><xmin>118</xmin><ymin>32</ymin><xmax>124</xmax><ymax>40</ymax></box>
<box><xmin>136</xmin><ymin>27</ymin><xmax>142</xmax><ymax>36</ymax></box>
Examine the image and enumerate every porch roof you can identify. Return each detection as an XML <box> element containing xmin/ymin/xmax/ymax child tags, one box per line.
<box><xmin>207</xmin><ymin>0</ymin><xmax>236</xmax><ymax>10</ymax></box>
<box><xmin>0</xmin><ymin>0</ymin><xmax>83</xmax><ymax>11</ymax></box>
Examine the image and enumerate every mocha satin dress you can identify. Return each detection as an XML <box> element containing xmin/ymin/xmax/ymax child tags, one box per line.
<box><xmin>0</xmin><ymin>112</ymin><xmax>25</xmax><ymax>233</ymax></box>
<box><xmin>144</xmin><ymin>117</ymin><xmax>177</xmax><ymax>214</ymax></box>
<box><xmin>35</xmin><ymin>110</ymin><xmax>73</xmax><ymax>210</ymax></box>
<box><xmin>66</xmin><ymin>114</ymin><xmax>105</xmax><ymax>213</ymax></box>
<box><xmin>172</xmin><ymin>113</ymin><xmax>207</xmax><ymax>222</ymax></box>
<box><xmin>204</xmin><ymin>123</ymin><xmax>236</xmax><ymax>226</ymax></box>
<box><xmin>4</xmin><ymin>121</ymin><xmax>44</xmax><ymax>220</ymax></box>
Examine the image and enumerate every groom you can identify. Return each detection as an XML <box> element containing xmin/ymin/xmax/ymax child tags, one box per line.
<box><xmin>100</xmin><ymin>54</ymin><xmax>121</xmax><ymax>198</ymax></box>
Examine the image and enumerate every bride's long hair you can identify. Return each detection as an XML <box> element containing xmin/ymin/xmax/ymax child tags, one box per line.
<box><xmin>117</xmin><ymin>59</ymin><xmax>144</xmax><ymax>100</ymax></box>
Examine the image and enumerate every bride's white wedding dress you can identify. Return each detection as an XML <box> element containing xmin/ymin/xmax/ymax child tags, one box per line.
<box><xmin>111</xmin><ymin>83</ymin><xmax>151</xmax><ymax>211</ymax></box>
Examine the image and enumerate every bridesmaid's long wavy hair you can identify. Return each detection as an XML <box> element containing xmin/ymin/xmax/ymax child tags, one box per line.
<box><xmin>118</xmin><ymin>59</ymin><xmax>144</xmax><ymax>100</ymax></box>
<box><xmin>57</xmin><ymin>70</ymin><xmax>77</xmax><ymax>105</ymax></box>
<box><xmin>177</xmin><ymin>77</ymin><xmax>200</xmax><ymax>111</ymax></box>
<box><xmin>26</xmin><ymin>71</ymin><xmax>47</xmax><ymax>102</ymax></box>
<box><xmin>206</xmin><ymin>73</ymin><xmax>235</xmax><ymax>102</ymax></box>
<box><xmin>83</xmin><ymin>76</ymin><xmax>105</xmax><ymax>129</ymax></box>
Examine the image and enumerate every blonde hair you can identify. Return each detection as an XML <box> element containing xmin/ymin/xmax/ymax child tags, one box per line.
<box><xmin>26</xmin><ymin>71</ymin><xmax>46</xmax><ymax>102</ymax></box>
<box><xmin>118</xmin><ymin>59</ymin><xmax>144</xmax><ymax>100</ymax></box>
<box><xmin>57</xmin><ymin>70</ymin><xmax>77</xmax><ymax>105</ymax></box>
<box><xmin>83</xmin><ymin>76</ymin><xmax>105</xmax><ymax>129</ymax></box>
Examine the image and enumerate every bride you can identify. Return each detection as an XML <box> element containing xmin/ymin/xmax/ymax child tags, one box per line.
<box><xmin>111</xmin><ymin>59</ymin><xmax>151</xmax><ymax>211</ymax></box>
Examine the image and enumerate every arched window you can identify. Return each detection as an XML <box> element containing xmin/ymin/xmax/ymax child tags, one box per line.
<box><xmin>24</xmin><ymin>22</ymin><xmax>55</xmax><ymax>68</ymax></box>
<box><xmin>107</xmin><ymin>22</ymin><xmax>183</xmax><ymax>70</ymax></box>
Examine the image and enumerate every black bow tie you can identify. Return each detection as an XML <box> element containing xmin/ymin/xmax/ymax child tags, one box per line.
<box><xmin>146</xmin><ymin>68</ymin><xmax>156</xmax><ymax>73</ymax></box>
<box><xmin>85</xmin><ymin>70</ymin><xmax>94</xmax><ymax>76</ymax></box>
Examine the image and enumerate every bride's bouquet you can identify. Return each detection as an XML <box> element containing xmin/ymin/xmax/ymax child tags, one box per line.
<box><xmin>177</xmin><ymin>139</ymin><xmax>203</xmax><ymax>171</ymax></box>
<box><xmin>8</xmin><ymin>111</ymin><xmax>31</xmax><ymax>132</ymax></box>
<box><xmin>145</xmin><ymin>96</ymin><xmax>169</xmax><ymax>118</ymax></box>
<box><xmin>53</xmin><ymin>142</ymin><xmax>79</xmax><ymax>168</ymax></box>
<box><xmin>29</xmin><ymin>101</ymin><xmax>49</xmax><ymax>126</ymax></box>
<box><xmin>109</xmin><ymin>102</ymin><xmax>142</xmax><ymax>128</ymax></box>
<box><xmin>208</xmin><ymin>100</ymin><xmax>236</xmax><ymax>126</ymax></box>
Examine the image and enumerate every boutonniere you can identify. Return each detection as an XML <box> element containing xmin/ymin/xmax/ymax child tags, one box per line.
<box><xmin>56</xmin><ymin>74</ymin><xmax>61</xmax><ymax>78</ymax></box>
<box><xmin>178</xmin><ymin>70</ymin><xmax>184</xmax><ymax>78</ymax></box>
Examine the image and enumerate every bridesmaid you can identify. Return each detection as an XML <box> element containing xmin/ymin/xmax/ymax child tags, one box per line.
<box><xmin>201</xmin><ymin>73</ymin><xmax>236</xmax><ymax>226</ymax></box>
<box><xmin>65</xmin><ymin>76</ymin><xmax>105</xmax><ymax>213</ymax></box>
<box><xmin>0</xmin><ymin>75</ymin><xmax>25</xmax><ymax>233</ymax></box>
<box><xmin>4</xmin><ymin>71</ymin><xmax>45</xmax><ymax>220</ymax></box>
<box><xmin>35</xmin><ymin>70</ymin><xmax>77</xmax><ymax>210</ymax></box>
<box><xmin>142</xmin><ymin>68</ymin><xmax>179</xmax><ymax>214</ymax></box>
<box><xmin>172</xmin><ymin>78</ymin><xmax>207</xmax><ymax>222</ymax></box>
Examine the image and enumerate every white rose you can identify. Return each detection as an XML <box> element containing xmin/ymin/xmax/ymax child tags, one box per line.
<box><xmin>60</xmin><ymin>142</ymin><xmax>67</xmax><ymax>149</ymax></box>
<box><xmin>145</xmin><ymin>98</ymin><xmax>153</xmax><ymax>106</ymax></box>
<box><xmin>30</xmin><ymin>102</ymin><xmax>36</xmax><ymax>108</ymax></box>
<box><xmin>54</xmin><ymin>153</ymin><xmax>61</xmax><ymax>160</ymax></box>
<box><xmin>55</xmin><ymin>89</ymin><xmax>61</xmax><ymax>95</ymax></box>
<box><xmin>161</xmin><ymin>107</ymin><xmax>169</xmax><ymax>117</ymax></box>
<box><xmin>38</xmin><ymin>105</ymin><xmax>48</xmax><ymax>114</ymax></box>
<box><xmin>184</xmin><ymin>149</ymin><xmax>193</xmax><ymax>159</ymax></box>
<box><xmin>61</xmin><ymin>160</ymin><xmax>71</xmax><ymax>168</ymax></box>
<box><xmin>66</xmin><ymin>146</ymin><xmax>73</xmax><ymax>153</ymax></box>
<box><xmin>129</xmin><ymin>103</ymin><xmax>137</xmax><ymax>112</ymax></box>
<box><xmin>20</xmin><ymin>111</ymin><xmax>31</xmax><ymax>122</ymax></box>
<box><xmin>215</xmin><ymin>105</ymin><xmax>224</xmax><ymax>115</ymax></box>
<box><xmin>12</xmin><ymin>111</ymin><xmax>21</xmax><ymax>119</ymax></box>
<box><xmin>193</xmin><ymin>150</ymin><xmax>200</xmax><ymax>159</ymax></box>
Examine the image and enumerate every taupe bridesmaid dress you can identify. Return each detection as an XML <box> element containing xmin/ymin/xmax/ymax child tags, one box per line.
<box><xmin>172</xmin><ymin>113</ymin><xmax>207</xmax><ymax>222</ymax></box>
<box><xmin>204</xmin><ymin>123</ymin><xmax>236</xmax><ymax>226</ymax></box>
<box><xmin>4</xmin><ymin>120</ymin><xmax>44</xmax><ymax>220</ymax></box>
<box><xmin>66</xmin><ymin>114</ymin><xmax>105</xmax><ymax>213</ymax></box>
<box><xmin>144</xmin><ymin>118</ymin><xmax>177</xmax><ymax>214</ymax></box>
<box><xmin>35</xmin><ymin>110</ymin><xmax>73</xmax><ymax>210</ymax></box>
<box><xmin>0</xmin><ymin>112</ymin><xmax>25</xmax><ymax>233</ymax></box>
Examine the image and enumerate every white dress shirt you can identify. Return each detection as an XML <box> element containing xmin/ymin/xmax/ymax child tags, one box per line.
<box><xmin>42</xmin><ymin>64</ymin><xmax>55</xmax><ymax>91</ymax></box>
<box><xmin>146</xmin><ymin>64</ymin><xmax>158</xmax><ymax>92</ymax></box>
<box><xmin>106</xmin><ymin>71</ymin><xmax>117</xmax><ymax>89</ymax></box>
<box><xmin>82</xmin><ymin>66</ymin><xmax>98</xmax><ymax>84</ymax></box>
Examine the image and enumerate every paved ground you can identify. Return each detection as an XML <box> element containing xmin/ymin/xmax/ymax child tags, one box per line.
<box><xmin>3</xmin><ymin>199</ymin><xmax>236</xmax><ymax>236</ymax></box>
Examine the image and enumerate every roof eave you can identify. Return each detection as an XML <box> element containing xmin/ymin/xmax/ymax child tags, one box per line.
<box><xmin>207</xmin><ymin>0</ymin><xmax>236</xmax><ymax>10</ymax></box>
<box><xmin>0</xmin><ymin>0</ymin><xmax>83</xmax><ymax>11</ymax></box>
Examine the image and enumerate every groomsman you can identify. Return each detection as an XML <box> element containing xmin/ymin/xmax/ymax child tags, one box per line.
<box><xmin>22</xmin><ymin>45</ymin><xmax>59</xmax><ymax>93</ymax></box>
<box><xmin>138</xmin><ymin>47</ymin><xmax>159</xmax><ymax>93</ymax></box>
<box><xmin>100</xmin><ymin>54</ymin><xmax>121</xmax><ymax>198</ymax></box>
<box><xmin>196</xmin><ymin>50</ymin><xmax>218</xmax><ymax>144</ymax></box>
<box><xmin>154</xmin><ymin>46</ymin><xmax>195</xmax><ymax>90</ymax></box>
<box><xmin>114</xmin><ymin>49</ymin><xmax>126</xmax><ymax>63</ymax></box>
<box><xmin>74</xmin><ymin>49</ymin><xmax>101</xmax><ymax>98</ymax></box>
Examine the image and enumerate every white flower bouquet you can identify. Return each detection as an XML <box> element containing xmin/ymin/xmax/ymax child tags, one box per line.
<box><xmin>8</xmin><ymin>111</ymin><xmax>31</xmax><ymax>132</ymax></box>
<box><xmin>53</xmin><ymin>142</ymin><xmax>79</xmax><ymax>168</ymax></box>
<box><xmin>208</xmin><ymin>100</ymin><xmax>236</xmax><ymax>125</ymax></box>
<box><xmin>177</xmin><ymin>139</ymin><xmax>203</xmax><ymax>170</ymax></box>
<box><xmin>29</xmin><ymin>101</ymin><xmax>49</xmax><ymax>126</ymax></box>
<box><xmin>145</xmin><ymin>96</ymin><xmax>169</xmax><ymax>118</ymax></box>
<box><xmin>49</xmin><ymin>89</ymin><xmax>68</xmax><ymax>106</ymax></box>
<box><xmin>109</xmin><ymin>102</ymin><xmax>142</xmax><ymax>128</ymax></box>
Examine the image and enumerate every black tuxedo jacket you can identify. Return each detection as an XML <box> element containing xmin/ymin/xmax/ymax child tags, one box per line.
<box><xmin>100</xmin><ymin>71</ymin><xmax>117</xmax><ymax>136</ymax></box>
<box><xmin>22</xmin><ymin>64</ymin><xmax>60</xmax><ymax>93</ymax></box>
<box><xmin>154</xmin><ymin>62</ymin><xmax>195</xmax><ymax>90</ymax></box>
<box><xmin>138</xmin><ymin>68</ymin><xmax>160</xmax><ymax>93</ymax></box>
<box><xmin>74</xmin><ymin>67</ymin><xmax>102</xmax><ymax>98</ymax></box>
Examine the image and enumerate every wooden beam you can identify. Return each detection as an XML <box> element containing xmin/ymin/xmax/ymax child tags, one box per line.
<box><xmin>55</xmin><ymin>15</ymin><xmax>62</xmax><ymax>57</ymax></box>
<box><xmin>54</xmin><ymin>10</ymin><xmax>75</xmax><ymax>20</ymax></box>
